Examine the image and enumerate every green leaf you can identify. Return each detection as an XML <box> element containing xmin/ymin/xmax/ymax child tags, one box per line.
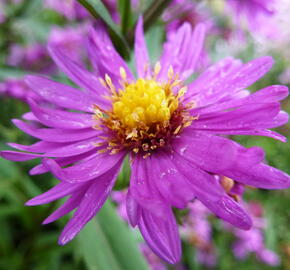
<box><xmin>0</xmin><ymin>66</ymin><xmax>27</xmax><ymax>80</ymax></box>
<box><xmin>77</xmin><ymin>0</ymin><xmax>130</xmax><ymax>59</ymax></box>
<box><xmin>77</xmin><ymin>217</ymin><xmax>123</xmax><ymax>270</ymax></box>
<box><xmin>114</xmin><ymin>156</ymin><xmax>131</xmax><ymax>190</ymax></box>
<box><xmin>97</xmin><ymin>200</ymin><xmax>149</xmax><ymax>270</ymax></box>
<box><xmin>77</xmin><ymin>200</ymin><xmax>149</xmax><ymax>270</ymax></box>
<box><xmin>119</xmin><ymin>0</ymin><xmax>132</xmax><ymax>35</ymax></box>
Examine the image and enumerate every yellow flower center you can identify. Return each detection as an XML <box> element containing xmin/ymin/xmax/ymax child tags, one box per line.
<box><xmin>93</xmin><ymin>64</ymin><xmax>194</xmax><ymax>157</ymax></box>
<box><xmin>112</xmin><ymin>78</ymin><xmax>178</xmax><ymax>129</ymax></box>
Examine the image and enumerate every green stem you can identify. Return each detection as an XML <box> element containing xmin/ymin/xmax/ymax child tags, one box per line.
<box><xmin>126</xmin><ymin>0</ymin><xmax>173</xmax><ymax>46</ymax></box>
<box><xmin>121</xmin><ymin>0</ymin><xmax>131</xmax><ymax>35</ymax></box>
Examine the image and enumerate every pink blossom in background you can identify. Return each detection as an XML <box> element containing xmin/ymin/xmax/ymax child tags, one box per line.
<box><xmin>1</xmin><ymin>17</ymin><xmax>290</xmax><ymax>264</ymax></box>
<box><xmin>45</xmin><ymin>0</ymin><xmax>119</xmax><ymax>22</ymax></box>
<box><xmin>48</xmin><ymin>24</ymin><xmax>88</xmax><ymax>63</ymax></box>
<box><xmin>0</xmin><ymin>79</ymin><xmax>41</xmax><ymax>102</ymax></box>
<box><xmin>181</xmin><ymin>201</ymin><xmax>216</xmax><ymax>267</ymax></box>
<box><xmin>7</xmin><ymin>43</ymin><xmax>55</xmax><ymax>74</ymax></box>
<box><xmin>226</xmin><ymin>202</ymin><xmax>280</xmax><ymax>266</ymax></box>
<box><xmin>226</xmin><ymin>0</ymin><xmax>280</xmax><ymax>39</ymax></box>
<box><xmin>45</xmin><ymin>0</ymin><xmax>89</xmax><ymax>20</ymax></box>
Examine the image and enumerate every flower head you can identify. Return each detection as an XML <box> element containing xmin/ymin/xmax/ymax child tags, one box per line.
<box><xmin>1</xmin><ymin>18</ymin><xmax>290</xmax><ymax>264</ymax></box>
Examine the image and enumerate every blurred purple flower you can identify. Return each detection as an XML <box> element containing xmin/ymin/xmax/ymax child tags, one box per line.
<box><xmin>48</xmin><ymin>24</ymin><xmax>88</xmax><ymax>63</ymax></box>
<box><xmin>1</xmin><ymin>17</ymin><xmax>290</xmax><ymax>264</ymax></box>
<box><xmin>181</xmin><ymin>201</ymin><xmax>216</xmax><ymax>267</ymax></box>
<box><xmin>7</xmin><ymin>43</ymin><xmax>55</xmax><ymax>74</ymax></box>
<box><xmin>226</xmin><ymin>0</ymin><xmax>279</xmax><ymax>39</ymax></box>
<box><xmin>45</xmin><ymin>0</ymin><xmax>119</xmax><ymax>22</ymax></box>
<box><xmin>45</xmin><ymin>0</ymin><xmax>89</xmax><ymax>20</ymax></box>
<box><xmin>0</xmin><ymin>79</ymin><xmax>41</xmax><ymax>102</ymax></box>
<box><xmin>163</xmin><ymin>0</ymin><xmax>212</xmax><ymax>33</ymax></box>
<box><xmin>229</xmin><ymin>202</ymin><xmax>280</xmax><ymax>266</ymax></box>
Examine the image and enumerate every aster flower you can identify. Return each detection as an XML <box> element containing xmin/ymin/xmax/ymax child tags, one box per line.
<box><xmin>7</xmin><ymin>43</ymin><xmax>54</xmax><ymax>74</ymax></box>
<box><xmin>181</xmin><ymin>201</ymin><xmax>216</xmax><ymax>267</ymax></box>
<box><xmin>45</xmin><ymin>0</ymin><xmax>89</xmax><ymax>20</ymax></box>
<box><xmin>48</xmin><ymin>25</ymin><xmax>88</xmax><ymax>63</ymax></box>
<box><xmin>0</xmin><ymin>78</ymin><xmax>41</xmax><ymax>102</ymax></box>
<box><xmin>227</xmin><ymin>202</ymin><xmax>280</xmax><ymax>266</ymax></box>
<box><xmin>226</xmin><ymin>0</ymin><xmax>279</xmax><ymax>39</ymax></box>
<box><xmin>1</xmin><ymin>18</ymin><xmax>290</xmax><ymax>264</ymax></box>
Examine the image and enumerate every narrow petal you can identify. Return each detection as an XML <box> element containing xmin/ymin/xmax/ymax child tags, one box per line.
<box><xmin>138</xmin><ymin>206</ymin><xmax>181</xmax><ymax>264</ymax></box>
<box><xmin>28</xmin><ymin>98</ymin><xmax>93</xmax><ymax>130</ymax></box>
<box><xmin>48</xmin><ymin>45</ymin><xmax>109</xmax><ymax>104</ymax></box>
<box><xmin>174</xmin><ymin>132</ymin><xmax>290</xmax><ymax>189</ymax></box>
<box><xmin>159</xmin><ymin>23</ymin><xmax>205</xmax><ymax>80</ymax></box>
<box><xmin>186</xmin><ymin>56</ymin><xmax>274</xmax><ymax>105</ymax></box>
<box><xmin>58</xmin><ymin>162</ymin><xmax>122</xmax><ymax>245</ymax></box>
<box><xmin>0</xmin><ymin>151</ymin><xmax>43</xmax><ymax>161</ymax></box>
<box><xmin>42</xmin><ymin>188</ymin><xmax>87</xmax><ymax>224</ymax></box>
<box><xmin>134</xmin><ymin>17</ymin><xmax>151</xmax><ymax>78</ymax></box>
<box><xmin>25</xmin><ymin>75</ymin><xmax>95</xmax><ymax>112</ymax></box>
<box><xmin>126</xmin><ymin>189</ymin><xmax>141</xmax><ymax>227</ymax></box>
<box><xmin>149</xmin><ymin>151</ymin><xmax>195</xmax><ymax>208</ymax></box>
<box><xmin>43</xmin><ymin>152</ymin><xmax>125</xmax><ymax>183</ymax></box>
<box><xmin>87</xmin><ymin>23</ymin><xmax>134</xmax><ymax>86</ymax></box>
<box><xmin>223</xmin><ymin>163</ymin><xmax>290</xmax><ymax>189</ymax></box>
<box><xmin>8</xmin><ymin>141</ymin><xmax>64</xmax><ymax>153</ymax></box>
<box><xmin>172</xmin><ymin>131</ymin><xmax>265</xmax><ymax>172</ymax></box>
<box><xmin>192</xmin><ymin>102</ymin><xmax>281</xmax><ymax>130</ymax></box>
<box><xmin>26</xmin><ymin>182</ymin><xmax>86</xmax><ymax>206</ymax></box>
<box><xmin>12</xmin><ymin>119</ymin><xmax>99</xmax><ymax>143</ymax></box>
<box><xmin>9</xmin><ymin>138</ymin><xmax>100</xmax><ymax>158</ymax></box>
<box><xmin>29</xmin><ymin>150</ymin><xmax>97</xmax><ymax>175</ymax></box>
<box><xmin>129</xmin><ymin>155</ymin><xmax>168</xmax><ymax>217</ymax></box>
<box><xmin>172</xmin><ymin>154</ymin><xmax>252</xmax><ymax>229</ymax></box>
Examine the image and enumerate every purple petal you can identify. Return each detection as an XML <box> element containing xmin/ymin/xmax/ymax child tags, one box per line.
<box><xmin>8</xmin><ymin>141</ymin><xmax>65</xmax><ymax>153</ymax></box>
<box><xmin>159</xmin><ymin>23</ymin><xmax>205</xmax><ymax>80</ymax></box>
<box><xmin>48</xmin><ymin>45</ymin><xmax>109</xmax><ymax>105</ymax></box>
<box><xmin>138</xmin><ymin>206</ymin><xmax>181</xmax><ymax>264</ymax></box>
<box><xmin>186</xmin><ymin>56</ymin><xmax>274</xmax><ymax>105</ymax></box>
<box><xmin>198</xmin><ymin>129</ymin><xmax>287</xmax><ymax>142</ymax></box>
<box><xmin>129</xmin><ymin>155</ymin><xmax>168</xmax><ymax>217</ymax></box>
<box><xmin>29</xmin><ymin>150</ymin><xmax>97</xmax><ymax>175</ymax></box>
<box><xmin>0</xmin><ymin>151</ymin><xmax>43</xmax><ymax>161</ymax></box>
<box><xmin>28</xmin><ymin>98</ymin><xmax>93</xmax><ymax>130</ymax></box>
<box><xmin>58</xmin><ymin>162</ymin><xmax>122</xmax><ymax>245</ymax></box>
<box><xmin>191</xmin><ymin>85</ymin><xmax>289</xmax><ymax>118</ymax></box>
<box><xmin>172</xmin><ymin>154</ymin><xmax>252</xmax><ymax>229</ymax></box>
<box><xmin>26</xmin><ymin>182</ymin><xmax>87</xmax><ymax>206</ymax></box>
<box><xmin>25</xmin><ymin>75</ymin><xmax>95</xmax><ymax>113</ymax></box>
<box><xmin>87</xmin><ymin>23</ymin><xmax>133</xmax><ymax>86</ymax></box>
<box><xmin>42</xmin><ymin>188</ymin><xmax>87</xmax><ymax>224</ymax></box>
<box><xmin>134</xmin><ymin>17</ymin><xmax>151</xmax><ymax>78</ymax></box>
<box><xmin>9</xmin><ymin>138</ymin><xmax>99</xmax><ymax>158</ymax></box>
<box><xmin>126</xmin><ymin>190</ymin><xmax>141</xmax><ymax>227</ymax></box>
<box><xmin>173</xmin><ymin>131</ymin><xmax>265</xmax><ymax>172</ymax></box>
<box><xmin>192</xmin><ymin>102</ymin><xmax>281</xmax><ymax>130</ymax></box>
<box><xmin>223</xmin><ymin>163</ymin><xmax>290</xmax><ymax>189</ymax></box>
<box><xmin>43</xmin><ymin>152</ymin><xmax>125</xmax><ymax>183</ymax></box>
<box><xmin>149</xmin><ymin>150</ymin><xmax>195</xmax><ymax>208</ymax></box>
<box><xmin>12</xmin><ymin>119</ymin><xmax>99</xmax><ymax>142</ymax></box>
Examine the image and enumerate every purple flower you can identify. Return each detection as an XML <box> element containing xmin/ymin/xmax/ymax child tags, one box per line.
<box><xmin>226</xmin><ymin>0</ymin><xmax>279</xmax><ymax>38</ymax></box>
<box><xmin>48</xmin><ymin>24</ymin><xmax>88</xmax><ymax>63</ymax></box>
<box><xmin>7</xmin><ymin>43</ymin><xmax>55</xmax><ymax>74</ymax></box>
<box><xmin>229</xmin><ymin>202</ymin><xmax>280</xmax><ymax>266</ymax></box>
<box><xmin>0</xmin><ymin>79</ymin><xmax>42</xmax><ymax>102</ymax></box>
<box><xmin>1</xmin><ymin>18</ymin><xmax>290</xmax><ymax>264</ymax></box>
<box><xmin>45</xmin><ymin>0</ymin><xmax>119</xmax><ymax>22</ymax></box>
<box><xmin>45</xmin><ymin>0</ymin><xmax>89</xmax><ymax>20</ymax></box>
<box><xmin>181</xmin><ymin>201</ymin><xmax>216</xmax><ymax>267</ymax></box>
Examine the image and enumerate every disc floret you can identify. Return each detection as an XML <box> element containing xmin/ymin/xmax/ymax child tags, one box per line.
<box><xmin>93</xmin><ymin>64</ymin><xmax>194</xmax><ymax>156</ymax></box>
